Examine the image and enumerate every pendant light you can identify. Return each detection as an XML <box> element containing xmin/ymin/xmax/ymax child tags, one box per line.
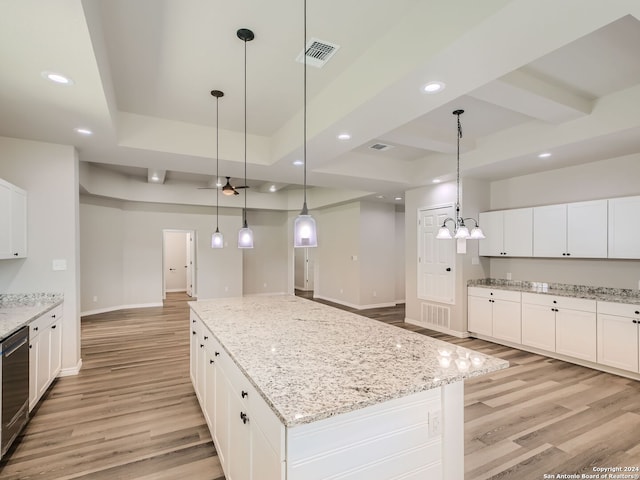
<box><xmin>211</xmin><ymin>90</ymin><xmax>224</xmax><ymax>248</ymax></box>
<box><xmin>436</xmin><ymin>110</ymin><xmax>485</xmax><ymax>241</ymax></box>
<box><xmin>237</xmin><ymin>28</ymin><xmax>254</xmax><ymax>249</ymax></box>
<box><xmin>293</xmin><ymin>0</ymin><xmax>318</xmax><ymax>248</ymax></box>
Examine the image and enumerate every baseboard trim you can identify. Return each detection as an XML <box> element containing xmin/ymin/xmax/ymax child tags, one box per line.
<box><xmin>243</xmin><ymin>292</ymin><xmax>289</xmax><ymax>297</ymax></box>
<box><xmin>405</xmin><ymin>317</ymin><xmax>470</xmax><ymax>338</ymax></box>
<box><xmin>59</xmin><ymin>358</ymin><xmax>82</xmax><ymax>377</ymax></box>
<box><xmin>313</xmin><ymin>294</ymin><xmax>397</xmax><ymax>311</ymax></box>
<box><xmin>165</xmin><ymin>288</ymin><xmax>186</xmax><ymax>293</ymax></box>
<box><xmin>81</xmin><ymin>302</ymin><xmax>163</xmax><ymax>317</ymax></box>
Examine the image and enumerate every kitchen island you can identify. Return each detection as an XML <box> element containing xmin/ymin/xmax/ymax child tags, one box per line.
<box><xmin>189</xmin><ymin>295</ymin><xmax>508</xmax><ymax>480</ymax></box>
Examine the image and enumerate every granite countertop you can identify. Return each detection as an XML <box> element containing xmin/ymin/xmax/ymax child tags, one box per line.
<box><xmin>0</xmin><ymin>293</ymin><xmax>63</xmax><ymax>340</ymax></box>
<box><xmin>468</xmin><ymin>278</ymin><xmax>640</xmax><ymax>305</ymax></box>
<box><xmin>190</xmin><ymin>295</ymin><xmax>508</xmax><ymax>427</ymax></box>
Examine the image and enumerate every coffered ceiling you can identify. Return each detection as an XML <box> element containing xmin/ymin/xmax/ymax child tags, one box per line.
<box><xmin>1</xmin><ymin>0</ymin><xmax>640</xmax><ymax>208</ymax></box>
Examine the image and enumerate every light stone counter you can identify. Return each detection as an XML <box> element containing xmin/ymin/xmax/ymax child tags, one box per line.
<box><xmin>190</xmin><ymin>295</ymin><xmax>508</xmax><ymax>427</ymax></box>
<box><xmin>0</xmin><ymin>293</ymin><xmax>63</xmax><ymax>340</ymax></box>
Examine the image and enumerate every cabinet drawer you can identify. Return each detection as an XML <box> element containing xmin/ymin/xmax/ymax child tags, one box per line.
<box><xmin>521</xmin><ymin>293</ymin><xmax>595</xmax><ymax>312</ymax></box>
<box><xmin>30</xmin><ymin>304</ymin><xmax>62</xmax><ymax>336</ymax></box>
<box><xmin>468</xmin><ymin>287</ymin><xmax>520</xmax><ymax>302</ymax></box>
<box><xmin>598</xmin><ymin>301</ymin><xmax>640</xmax><ymax>318</ymax></box>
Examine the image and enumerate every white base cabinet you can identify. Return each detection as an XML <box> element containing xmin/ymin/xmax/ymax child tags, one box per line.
<box><xmin>468</xmin><ymin>287</ymin><xmax>521</xmax><ymax>342</ymax></box>
<box><xmin>29</xmin><ymin>304</ymin><xmax>63</xmax><ymax>411</ymax></box>
<box><xmin>597</xmin><ymin>302</ymin><xmax>640</xmax><ymax>372</ymax></box>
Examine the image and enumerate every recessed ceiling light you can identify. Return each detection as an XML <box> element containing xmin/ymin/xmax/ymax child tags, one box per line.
<box><xmin>269</xmin><ymin>185</ymin><xmax>277</xmax><ymax>192</ymax></box>
<box><xmin>293</xmin><ymin>160</ymin><xmax>304</xmax><ymax>166</ymax></box>
<box><xmin>432</xmin><ymin>179</ymin><xmax>441</xmax><ymax>184</ymax></box>
<box><xmin>337</xmin><ymin>133</ymin><xmax>351</xmax><ymax>141</ymax></box>
<box><xmin>42</xmin><ymin>71</ymin><xmax>73</xmax><ymax>85</ymax></box>
<box><xmin>151</xmin><ymin>174</ymin><xmax>159</xmax><ymax>182</ymax></box>
<box><xmin>74</xmin><ymin>127</ymin><xmax>92</xmax><ymax>135</ymax></box>
<box><xmin>376</xmin><ymin>195</ymin><xmax>385</xmax><ymax>199</ymax></box>
<box><xmin>538</xmin><ymin>152</ymin><xmax>552</xmax><ymax>158</ymax></box>
<box><xmin>422</xmin><ymin>81</ymin><xmax>445</xmax><ymax>94</ymax></box>
<box><xmin>394</xmin><ymin>196</ymin><xmax>403</xmax><ymax>201</ymax></box>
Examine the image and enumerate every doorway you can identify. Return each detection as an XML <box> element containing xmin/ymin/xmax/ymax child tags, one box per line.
<box><xmin>163</xmin><ymin>230</ymin><xmax>196</xmax><ymax>299</ymax></box>
<box><xmin>294</xmin><ymin>247</ymin><xmax>314</xmax><ymax>293</ymax></box>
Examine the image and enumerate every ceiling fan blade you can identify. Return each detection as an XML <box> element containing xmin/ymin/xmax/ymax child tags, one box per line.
<box><xmin>234</xmin><ymin>189</ymin><xmax>240</xmax><ymax>196</ymax></box>
<box><xmin>234</xmin><ymin>185</ymin><xmax>250</xmax><ymax>189</ymax></box>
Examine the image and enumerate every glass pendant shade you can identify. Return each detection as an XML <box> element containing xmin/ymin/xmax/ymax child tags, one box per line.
<box><xmin>211</xmin><ymin>228</ymin><xmax>224</xmax><ymax>248</ymax></box>
<box><xmin>470</xmin><ymin>226</ymin><xmax>485</xmax><ymax>239</ymax></box>
<box><xmin>436</xmin><ymin>226</ymin><xmax>453</xmax><ymax>239</ymax></box>
<box><xmin>294</xmin><ymin>213</ymin><xmax>317</xmax><ymax>247</ymax></box>
<box><xmin>238</xmin><ymin>222</ymin><xmax>254</xmax><ymax>249</ymax></box>
<box><xmin>454</xmin><ymin>225</ymin><xmax>470</xmax><ymax>239</ymax></box>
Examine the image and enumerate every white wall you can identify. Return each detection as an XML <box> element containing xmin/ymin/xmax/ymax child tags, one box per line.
<box><xmin>243</xmin><ymin>210</ymin><xmax>290</xmax><ymax>295</ymax></box>
<box><xmin>80</xmin><ymin>196</ymin><xmax>245</xmax><ymax>313</ymax></box>
<box><xmin>0</xmin><ymin>136</ymin><xmax>81</xmax><ymax>373</ymax></box>
<box><xmin>488</xmin><ymin>154</ymin><xmax>640</xmax><ymax>289</ymax></box>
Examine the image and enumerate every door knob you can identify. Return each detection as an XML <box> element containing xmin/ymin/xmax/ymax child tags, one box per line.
<box><xmin>446</xmin><ymin>267</ymin><xmax>451</xmax><ymax>272</ymax></box>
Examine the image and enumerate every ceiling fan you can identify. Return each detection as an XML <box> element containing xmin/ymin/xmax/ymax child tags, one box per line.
<box><xmin>198</xmin><ymin>176</ymin><xmax>249</xmax><ymax>196</ymax></box>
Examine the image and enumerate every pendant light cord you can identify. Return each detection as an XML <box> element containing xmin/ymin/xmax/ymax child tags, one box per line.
<box><xmin>243</xmin><ymin>34</ymin><xmax>248</xmax><ymax>226</ymax></box>
<box><xmin>456</xmin><ymin>111</ymin><xmax>463</xmax><ymax>221</ymax></box>
<box><xmin>215</xmin><ymin>95</ymin><xmax>220</xmax><ymax>230</ymax></box>
<box><xmin>303</xmin><ymin>0</ymin><xmax>308</xmax><ymax>208</ymax></box>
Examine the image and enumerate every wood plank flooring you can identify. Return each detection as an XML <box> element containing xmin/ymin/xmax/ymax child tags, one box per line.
<box><xmin>2</xmin><ymin>292</ymin><xmax>639</xmax><ymax>479</ymax></box>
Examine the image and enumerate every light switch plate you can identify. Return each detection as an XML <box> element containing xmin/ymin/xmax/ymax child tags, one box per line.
<box><xmin>52</xmin><ymin>259</ymin><xmax>67</xmax><ymax>271</ymax></box>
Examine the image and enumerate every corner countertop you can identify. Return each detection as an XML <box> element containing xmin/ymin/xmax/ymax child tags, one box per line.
<box><xmin>468</xmin><ymin>278</ymin><xmax>640</xmax><ymax>305</ymax></box>
<box><xmin>190</xmin><ymin>295</ymin><xmax>508</xmax><ymax>427</ymax></box>
<box><xmin>0</xmin><ymin>293</ymin><xmax>63</xmax><ymax>340</ymax></box>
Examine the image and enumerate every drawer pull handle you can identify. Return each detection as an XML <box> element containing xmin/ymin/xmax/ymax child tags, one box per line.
<box><xmin>635</xmin><ymin>311</ymin><xmax>639</xmax><ymax>315</ymax></box>
<box><xmin>52</xmin><ymin>325</ymin><xmax>56</xmax><ymax>329</ymax></box>
<box><xmin>192</xmin><ymin>331</ymin><xmax>196</xmax><ymax>335</ymax></box>
<box><xmin>200</xmin><ymin>344</ymin><xmax>204</xmax><ymax>348</ymax></box>
<box><xmin>241</xmin><ymin>390</ymin><xmax>248</xmax><ymax>398</ymax></box>
<box><xmin>51</xmin><ymin>314</ymin><xmax>56</xmax><ymax>318</ymax></box>
<box><xmin>553</xmin><ymin>300</ymin><xmax>557</xmax><ymax>304</ymax></box>
<box><xmin>240</xmin><ymin>412</ymin><xmax>249</xmax><ymax>424</ymax></box>
<box><xmin>634</xmin><ymin>320</ymin><xmax>638</xmax><ymax>324</ymax></box>
<box><xmin>34</xmin><ymin>326</ymin><xmax>38</xmax><ymax>331</ymax></box>
<box><xmin>210</xmin><ymin>359</ymin><xmax>214</xmax><ymax>364</ymax></box>
<box><xmin>215</xmin><ymin>351</ymin><xmax>220</xmax><ymax>357</ymax></box>
<box><xmin>192</xmin><ymin>319</ymin><xmax>196</xmax><ymax>323</ymax></box>
<box><xmin>14</xmin><ymin>252</ymin><xmax>18</xmax><ymax>256</ymax></box>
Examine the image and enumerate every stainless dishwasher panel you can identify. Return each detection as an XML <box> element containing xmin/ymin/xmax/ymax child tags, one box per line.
<box><xmin>1</xmin><ymin>326</ymin><xmax>30</xmax><ymax>456</ymax></box>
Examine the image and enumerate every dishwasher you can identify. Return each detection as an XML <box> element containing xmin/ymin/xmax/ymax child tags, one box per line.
<box><xmin>1</xmin><ymin>326</ymin><xmax>30</xmax><ymax>456</ymax></box>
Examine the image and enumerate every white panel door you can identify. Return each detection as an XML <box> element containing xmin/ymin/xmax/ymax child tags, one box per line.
<box><xmin>418</xmin><ymin>206</ymin><xmax>455</xmax><ymax>304</ymax></box>
<box><xmin>533</xmin><ymin>204</ymin><xmax>566</xmax><ymax>257</ymax></box>
<box><xmin>608</xmin><ymin>196</ymin><xmax>640</xmax><ymax>259</ymax></box>
<box><xmin>567</xmin><ymin>200</ymin><xmax>607</xmax><ymax>258</ymax></box>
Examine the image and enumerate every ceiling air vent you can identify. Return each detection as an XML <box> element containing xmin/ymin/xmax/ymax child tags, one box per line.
<box><xmin>369</xmin><ymin>143</ymin><xmax>394</xmax><ymax>152</ymax></box>
<box><xmin>296</xmin><ymin>38</ymin><xmax>340</xmax><ymax>68</ymax></box>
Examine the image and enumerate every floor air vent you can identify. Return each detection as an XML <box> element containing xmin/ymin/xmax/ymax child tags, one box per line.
<box><xmin>421</xmin><ymin>303</ymin><xmax>451</xmax><ymax>330</ymax></box>
<box><xmin>296</xmin><ymin>38</ymin><xmax>340</xmax><ymax>68</ymax></box>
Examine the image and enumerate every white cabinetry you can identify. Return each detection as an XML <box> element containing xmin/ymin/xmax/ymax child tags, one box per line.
<box><xmin>521</xmin><ymin>293</ymin><xmax>596</xmax><ymax>362</ymax></box>
<box><xmin>597</xmin><ymin>301</ymin><xmax>640</xmax><ymax>372</ymax></box>
<box><xmin>0</xmin><ymin>178</ymin><xmax>27</xmax><ymax>259</ymax></box>
<box><xmin>479</xmin><ymin>208</ymin><xmax>532</xmax><ymax>257</ymax></box>
<box><xmin>533</xmin><ymin>200</ymin><xmax>607</xmax><ymax>258</ymax></box>
<box><xmin>608</xmin><ymin>196</ymin><xmax>640</xmax><ymax>259</ymax></box>
<box><xmin>191</xmin><ymin>314</ymin><xmax>284</xmax><ymax>480</ymax></box>
<box><xmin>29</xmin><ymin>304</ymin><xmax>63</xmax><ymax>411</ymax></box>
<box><xmin>467</xmin><ymin>287</ymin><xmax>521</xmax><ymax>342</ymax></box>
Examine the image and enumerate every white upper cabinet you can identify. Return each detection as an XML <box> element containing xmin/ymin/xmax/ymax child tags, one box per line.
<box><xmin>0</xmin><ymin>178</ymin><xmax>27</xmax><ymax>259</ymax></box>
<box><xmin>479</xmin><ymin>208</ymin><xmax>532</xmax><ymax>257</ymax></box>
<box><xmin>608</xmin><ymin>196</ymin><xmax>640</xmax><ymax>259</ymax></box>
<box><xmin>533</xmin><ymin>200</ymin><xmax>607</xmax><ymax>258</ymax></box>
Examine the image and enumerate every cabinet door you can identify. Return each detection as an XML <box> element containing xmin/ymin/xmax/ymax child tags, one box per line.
<box><xmin>251</xmin><ymin>422</ymin><xmax>283</xmax><ymax>480</ymax></box>
<box><xmin>37</xmin><ymin>328</ymin><xmax>51</xmax><ymax>399</ymax></box>
<box><xmin>556</xmin><ymin>309</ymin><xmax>596</xmax><ymax>362</ymax></box>
<box><xmin>467</xmin><ymin>295</ymin><xmax>493</xmax><ymax>336</ymax></box>
<box><xmin>608</xmin><ymin>196</ymin><xmax>640</xmax><ymax>259</ymax></box>
<box><xmin>478</xmin><ymin>211</ymin><xmax>503</xmax><ymax>256</ymax></box>
<box><xmin>567</xmin><ymin>200</ymin><xmax>607</xmax><ymax>258</ymax></box>
<box><xmin>196</xmin><ymin>332</ymin><xmax>207</xmax><ymax>406</ymax></box>
<box><xmin>204</xmin><ymin>344</ymin><xmax>218</xmax><ymax>431</ymax></box>
<box><xmin>10</xmin><ymin>186</ymin><xmax>27</xmax><ymax>258</ymax></box>
<box><xmin>190</xmin><ymin>318</ymin><xmax>198</xmax><ymax>385</ymax></box>
<box><xmin>29</xmin><ymin>334</ymin><xmax>39</xmax><ymax>411</ymax></box>
<box><xmin>215</xmin><ymin>366</ymin><xmax>231</xmax><ymax>470</ymax></box>
<box><xmin>49</xmin><ymin>320</ymin><xmax>62</xmax><ymax>379</ymax></box>
<box><xmin>228</xmin><ymin>388</ymin><xmax>251</xmax><ymax>480</ymax></box>
<box><xmin>492</xmin><ymin>299</ymin><xmax>522</xmax><ymax>343</ymax></box>
<box><xmin>0</xmin><ymin>180</ymin><xmax>11</xmax><ymax>258</ymax></box>
<box><xmin>503</xmin><ymin>208</ymin><xmax>533</xmax><ymax>257</ymax></box>
<box><xmin>521</xmin><ymin>303</ymin><xmax>556</xmax><ymax>351</ymax></box>
<box><xmin>597</xmin><ymin>314</ymin><xmax>638</xmax><ymax>372</ymax></box>
<box><xmin>533</xmin><ymin>204</ymin><xmax>566</xmax><ymax>257</ymax></box>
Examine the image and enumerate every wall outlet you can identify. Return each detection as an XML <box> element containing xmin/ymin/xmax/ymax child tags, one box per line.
<box><xmin>351</xmin><ymin>255</ymin><xmax>358</xmax><ymax>261</ymax></box>
<box><xmin>52</xmin><ymin>259</ymin><xmax>67</xmax><ymax>271</ymax></box>
<box><xmin>506</xmin><ymin>272</ymin><xmax>512</xmax><ymax>280</ymax></box>
<box><xmin>225</xmin><ymin>286</ymin><xmax>229</xmax><ymax>292</ymax></box>
<box><xmin>340</xmin><ymin>288</ymin><xmax>344</xmax><ymax>294</ymax></box>
<box><xmin>263</xmin><ymin>282</ymin><xmax>267</xmax><ymax>288</ymax></box>
<box><xmin>92</xmin><ymin>296</ymin><xmax>98</xmax><ymax>302</ymax></box>
<box><xmin>372</xmin><ymin>290</ymin><xmax>377</xmax><ymax>298</ymax></box>
<box><xmin>428</xmin><ymin>410</ymin><xmax>442</xmax><ymax>437</ymax></box>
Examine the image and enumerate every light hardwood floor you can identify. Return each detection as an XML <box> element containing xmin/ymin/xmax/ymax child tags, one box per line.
<box><xmin>2</xmin><ymin>293</ymin><xmax>639</xmax><ymax>479</ymax></box>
